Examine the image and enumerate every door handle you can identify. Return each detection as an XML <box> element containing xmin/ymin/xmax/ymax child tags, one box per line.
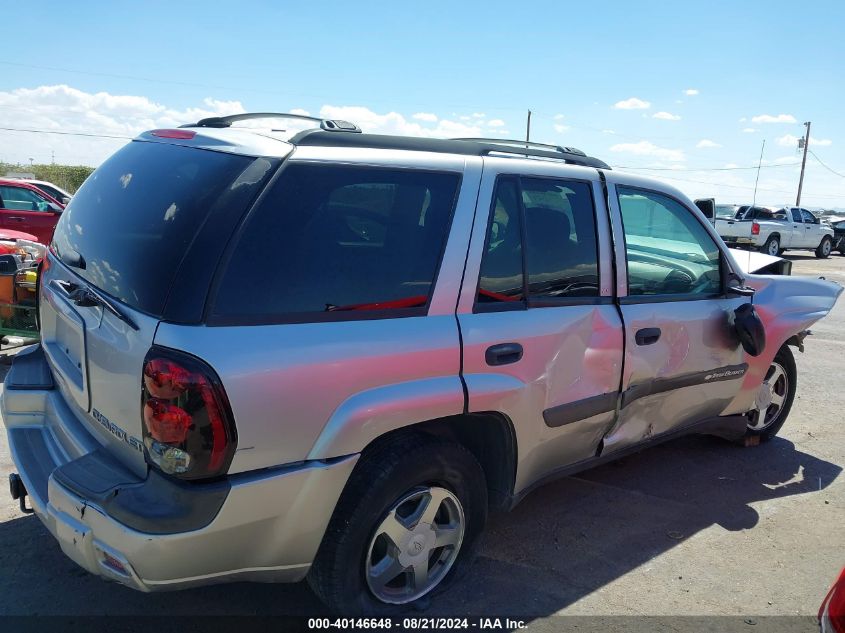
<box><xmin>635</xmin><ymin>328</ymin><xmax>661</xmax><ymax>346</ymax></box>
<box><xmin>6</xmin><ymin>217</ymin><xmax>25</xmax><ymax>222</ymax></box>
<box><xmin>485</xmin><ymin>343</ymin><xmax>523</xmax><ymax>366</ymax></box>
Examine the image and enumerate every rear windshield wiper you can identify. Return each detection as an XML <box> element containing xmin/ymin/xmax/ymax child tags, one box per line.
<box><xmin>50</xmin><ymin>280</ymin><xmax>139</xmax><ymax>330</ymax></box>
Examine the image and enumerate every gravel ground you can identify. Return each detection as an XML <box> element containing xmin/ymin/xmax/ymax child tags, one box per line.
<box><xmin>0</xmin><ymin>252</ymin><xmax>842</xmax><ymax>630</ymax></box>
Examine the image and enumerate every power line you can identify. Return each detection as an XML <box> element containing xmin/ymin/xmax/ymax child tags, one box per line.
<box><xmin>0</xmin><ymin>126</ymin><xmax>133</xmax><ymax>140</ymax></box>
<box><xmin>809</xmin><ymin>150</ymin><xmax>845</xmax><ymax>179</ymax></box>
<box><xmin>614</xmin><ymin>162</ymin><xmax>800</xmax><ymax>172</ymax></box>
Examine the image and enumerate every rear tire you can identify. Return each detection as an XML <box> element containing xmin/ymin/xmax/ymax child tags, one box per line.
<box><xmin>760</xmin><ymin>236</ymin><xmax>780</xmax><ymax>257</ymax></box>
<box><xmin>815</xmin><ymin>236</ymin><xmax>832</xmax><ymax>258</ymax></box>
<box><xmin>745</xmin><ymin>345</ymin><xmax>797</xmax><ymax>441</ymax></box>
<box><xmin>308</xmin><ymin>433</ymin><xmax>487</xmax><ymax>614</ymax></box>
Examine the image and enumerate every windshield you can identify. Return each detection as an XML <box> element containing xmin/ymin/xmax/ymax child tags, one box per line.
<box><xmin>52</xmin><ymin>141</ymin><xmax>259</xmax><ymax>316</ymax></box>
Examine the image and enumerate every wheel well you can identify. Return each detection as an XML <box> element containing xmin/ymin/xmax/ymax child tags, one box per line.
<box><xmin>359</xmin><ymin>412</ymin><xmax>517</xmax><ymax>512</ymax></box>
<box><xmin>767</xmin><ymin>233</ymin><xmax>781</xmax><ymax>242</ymax></box>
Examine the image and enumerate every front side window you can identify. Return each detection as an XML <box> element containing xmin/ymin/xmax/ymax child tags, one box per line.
<box><xmin>801</xmin><ymin>209</ymin><xmax>816</xmax><ymax>223</ymax></box>
<box><xmin>212</xmin><ymin>164</ymin><xmax>460</xmax><ymax>321</ymax></box>
<box><xmin>0</xmin><ymin>185</ymin><xmax>51</xmax><ymax>212</ymax></box>
<box><xmin>476</xmin><ymin>175</ymin><xmax>600</xmax><ymax>307</ymax></box>
<box><xmin>617</xmin><ymin>186</ymin><xmax>722</xmax><ymax>297</ymax></box>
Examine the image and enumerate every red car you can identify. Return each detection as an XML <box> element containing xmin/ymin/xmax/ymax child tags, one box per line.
<box><xmin>821</xmin><ymin>567</ymin><xmax>845</xmax><ymax>632</ymax></box>
<box><xmin>0</xmin><ymin>178</ymin><xmax>65</xmax><ymax>244</ymax></box>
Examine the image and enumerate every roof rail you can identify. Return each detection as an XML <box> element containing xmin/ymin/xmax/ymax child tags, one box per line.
<box><xmin>290</xmin><ymin>131</ymin><xmax>610</xmax><ymax>169</ymax></box>
<box><xmin>183</xmin><ymin>112</ymin><xmax>362</xmax><ymax>133</ymax></box>
<box><xmin>452</xmin><ymin>138</ymin><xmax>588</xmax><ymax>157</ymax></box>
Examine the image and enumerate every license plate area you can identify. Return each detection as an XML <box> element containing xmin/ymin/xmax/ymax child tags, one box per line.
<box><xmin>40</xmin><ymin>283</ymin><xmax>101</xmax><ymax>413</ymax></box>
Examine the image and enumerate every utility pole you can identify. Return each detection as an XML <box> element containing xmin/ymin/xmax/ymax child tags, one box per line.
<box><xmin>525</xmin><ymin>110</ymin><xmax>532</xmax><ymax>145</ymax></box>
<box><xmin>796</xmin><ymin>121</ymin><xmax>811</xmax><ymax>206</ymax></box>
<box><xmin>752</xmin><ymin>139</ymin><xmax>765</xmax><ymax>208</ymax></box>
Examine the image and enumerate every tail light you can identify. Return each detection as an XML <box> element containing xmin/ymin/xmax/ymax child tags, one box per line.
<box><xmin>141</xmin><ymin>347</ymin><xmax>237</xmax><ymax>480</ymax></box>
<box><xmin>820</xmin><ymin>568</ymin><xmax>845</xmax><ymax>633</ymax></box>
<box><xmin>751</xmin><ymin>222</ymin><xmax>760</xmax><ymax>235</ymax></box>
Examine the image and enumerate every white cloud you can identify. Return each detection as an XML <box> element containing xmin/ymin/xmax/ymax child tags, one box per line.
<box><xmin>487</xmin><ymin>119</ymin><xmax>505</xmax><ymax>128</ymax></box>
<box><xmin>609</xmin><ymin>141</ymin><xmax>685</xmax><ymax>162</ymax></box>
<box><xmin>0</xmin><ymin>84</ymin><xmax>248</xmax><ymax>165</ymax></box>
<box><xmin>613</xmin><ymin>97</ymin><xmax>651</xmax><ymax>110</ymax></box>
<box><xmin>696</xmin><ymin>139</ymin><xmax>722</xmax><ymax>148</ymax></box>
<box><xmin>472</xmin><ymin>112</ymin><xmax>485</xmax><ymax>119</ymax></box>
<box><xmin>776</xmin><ymin>134</ymin><xmax>832</xmax><ymax>147</ymax></box>
<box><xmin>652</xmin><ymin>111</ymin><xmax>681</xmax><ymax>121</ymax></box>
<box><xmin>319</xmin><ymin>105</ymin><xmax>482</xmax><ymax>139</ymax></box>
<box><xmin>684</xmin><ymin>89</ymin><xmax>699</xmax><ymax>96</ymax></box>
<box><xmin>554</xmin><ymin>114</ymin><xmax>566</xmax><ymax>120</ymax></box>
<box><xmin>751</xmin><ymin>113</ymin><xmax>797</xmax><ymax>124</ymax></box>
<box><xmin>412</xmin><ymin>112</ymin><xmax>438</xmax><ymax>122</ymax></box>
<box><xmin>739</xmin><ymin>117</ymin><xmax>747</xmax><ymax>123</ymax></box>
<box><xmin>742</xmin><ymin>128</ymin><xmax>756</xmax><ymax>133</ymax></box>
<box><xmin>553</xmin><ymin>124</ymin><xmax>570</xmax><ymax>133</ymax></box>
<box><xmin>602</xmin><ymin>129</ymin><xmax>615</xmax><ymax>135</ymax></box>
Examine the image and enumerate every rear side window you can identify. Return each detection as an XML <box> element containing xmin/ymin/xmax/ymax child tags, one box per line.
<box><xmin>52</xmin><ymin>141</ymin><xmax>264</xmax><ymax>316</ymax></box>
<box><xmin>476</xmin><ymin>175</ymin><xmax>600</xmax><ymax>308</ymax></box>
<box><xmin>211</xmin><ymin>164</ymin><xmax>460</xmax><ymax>323</ymax></box>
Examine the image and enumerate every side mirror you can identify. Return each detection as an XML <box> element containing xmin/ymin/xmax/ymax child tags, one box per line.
<box><xmin>47</xmin><ymin>202</ymin><xmax>62</xmax><ymax>213</ymax></box>
<box><xmin>61</xmin><ymin>196</ymin><xmax>71</xmax><ymax>206</ymax></box>
<box><xmin>732</xmin><ymin>303</ymin><xmax>766</xmax><ymax>356</ymax></box>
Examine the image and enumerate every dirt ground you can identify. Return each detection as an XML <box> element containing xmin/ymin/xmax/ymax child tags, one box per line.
<box><xmin>0</xmin><ymin>252</ymin><xmax>842</xmax><ymax>630</ymax></box>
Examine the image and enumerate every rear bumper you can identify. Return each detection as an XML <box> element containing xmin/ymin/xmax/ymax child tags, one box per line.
<box><xmin>722</xmin><ymin>237</ymin><xmax>756</xmax><ymax>246</ymax></box>
<box><xmin>1</xmin><ymin>346</ymin><xmax>358</xmax><ymax>591</ymax></box>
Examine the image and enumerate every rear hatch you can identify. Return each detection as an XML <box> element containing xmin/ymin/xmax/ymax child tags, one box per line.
<box><xmin>41</xmin><ymin>139</ymin><xmax>274</xmax><ymax>476</ymax></box>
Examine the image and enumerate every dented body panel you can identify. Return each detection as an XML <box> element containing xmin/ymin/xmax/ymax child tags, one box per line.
<box><xmin>1</xmin><ymin>124</ymin><xmax>841</xmax><ymax>594</ymax></box>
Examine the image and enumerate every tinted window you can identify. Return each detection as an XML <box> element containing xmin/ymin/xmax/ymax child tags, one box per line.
<box><xmin>212</xmin><ymin>164</ymin><xmax>460</xmax><ymax>321</ymax></box>
<box><xmin>801</xmin><ymin>209</ymin><xmax>816</xmax><ymax>223</ymax></box>
<box><xmin>0</xmin><ymin>185</ymin><xmax>50</xmax><ymax>212</ymax></box>
<box><xmin>476</xmin><ymin>176</ymin><xmax>600</xmax><ymax>306</ymax></box>
<box><xmin>791</xmin><ymin>209</ymin><xmax>803</xmax><ymax>223</ymax></box>
<box><xmin>477</xmin><ymin>177</ymin><xmax>524</xmax><ymax>304</ymax></box>
<box><xmin>617</xmin><ymin>187</ymin><xmax>721</xmax><ymax>296</ymax></box>
<box><xmin>52</xmin><ymin>141</ymin><xmax>263</xmax><ymax>315</ymax></box>
<box><xmin>522</xmin><ymin>178</ymin><xmax>599</xmax><ymax>300</ymax></box>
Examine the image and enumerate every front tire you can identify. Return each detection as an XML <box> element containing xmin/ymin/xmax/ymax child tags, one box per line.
<box><xmin>308</xmin><ymin>433</ymin><xmax>487</xmax><ymax>614</ymax></box>
<box><xmin>816</xmin><ymin>236</ymin><xmax>833</xmax><ymax>258</ymax></box>
<box><xmin>746</xmin><ymin>345</ymin><xmax>797</xmax><ymax>441</ymax></box>
<box><xmin>761</xmin><ymin>236</ymin><xmax>780</xmax><ymax>257</ymax></box>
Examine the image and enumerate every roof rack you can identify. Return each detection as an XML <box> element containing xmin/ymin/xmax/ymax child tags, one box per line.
<box><xmin>290</xmin><ymin>130</ymin><xmax>610</xmax><ymax>169</ymax></box>
<box><xmin>182</xmin><ymin>112</ymin><xmax>362</xmax><ymax>133</ymax></box>
<box><xmin>452</xmin><ymin>138</ymin><xmax>588</xmax><ymax>157</ymax></box>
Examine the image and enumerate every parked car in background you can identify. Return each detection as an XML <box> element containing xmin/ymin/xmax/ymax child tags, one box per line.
<box><xmin>23</xmin><ymin>180</ymin><xmax>73</xmax><ymax>206</ymax></box>
<box><xmin>695</xmin><ymin>199</ymin><xmax>835</xmax><ymax>257</ymax></box>
<box><xmin>0</xmin><ymin>178</ymin><xmax>64</xmax><ymax>244</ymax></box>
<box><xmin>2</xmin><ymin>114</ymin><xmax>841</xmax><ymax>614</ymax></box>
<box><xmin>820</xmin><ymin>566</ymin><xmax>845</xmax><ymax>632</ymax></box>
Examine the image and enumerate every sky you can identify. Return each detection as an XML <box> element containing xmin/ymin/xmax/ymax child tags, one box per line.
<box><xmin>1</xmin><ymin>0</ymin><xmax>844</xmax><ymax>208</ymax></box>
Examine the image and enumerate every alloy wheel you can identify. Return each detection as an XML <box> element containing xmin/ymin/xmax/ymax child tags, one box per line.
<box><xmin>747</xmin><ymin>361</ymin><xmax>789</xmax><ymax>430</ymax></box>
<box><xmin>365</xmin><ymin>486</ymin><xmax>465</xmax><ymax>604</ymax></box>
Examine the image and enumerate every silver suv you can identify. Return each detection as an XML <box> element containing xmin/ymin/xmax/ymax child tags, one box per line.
<box><xmin>2</xmin><ymin>113</ymin><xmax>841</xmax><ymax>613</ymax></box>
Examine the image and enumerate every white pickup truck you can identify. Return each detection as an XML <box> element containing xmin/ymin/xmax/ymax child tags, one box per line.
<box><xmin>695</xmin><ymin>200</ymin><xmax>835</xmax><ymax>258</ymax></box>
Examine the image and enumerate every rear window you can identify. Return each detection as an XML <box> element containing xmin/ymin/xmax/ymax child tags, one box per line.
<box><xmin>52</xmin><ymin>141</ymin><xmax>264</xmax><ymax>316</ymax></box>
<box><xmin>210</xmin><ymin>164</ymin><xmax>460</xmax><ymax>323</ymax></box>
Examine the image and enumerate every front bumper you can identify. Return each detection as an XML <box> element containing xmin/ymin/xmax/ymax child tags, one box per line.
<box><xmin>1</xmin><ymin>346</ymin><xmax>358</xmax><ymax>591</ymax></box>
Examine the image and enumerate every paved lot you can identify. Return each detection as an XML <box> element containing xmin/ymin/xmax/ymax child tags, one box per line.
<box><xmin>0</xmin><ymin>252</ymin><xmax>842</xmax><ymax>627</ymax></box>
